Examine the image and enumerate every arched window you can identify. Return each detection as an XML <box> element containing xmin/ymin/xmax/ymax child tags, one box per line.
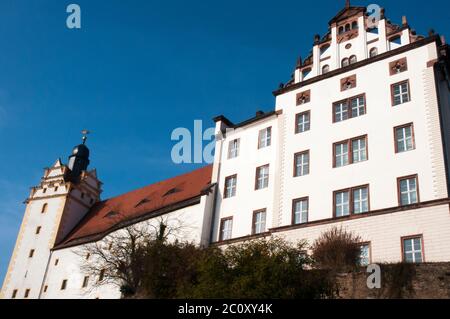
<box><xmin>369</xmin><ymin>47</ymin><xmax>378</xmax><ymax>58</ymax></box>
<box><xmin>322</xmin><ymin>65</ymin><xmax>330</xmax><ymax>74</ymax></box>
<box><xmin>345</xmin><ymin>24</ymin><xmax>351</xmax><ymax>32</ymax></box>
<box><xmin>352</xmin><ymin>21</ymin><xmax>358</xmax><ymax>30</ymax></box>
<box><xmin>349</xmin><ymin>55</ymin><xmax>357</xmax><ymax>64</ymax></box>
<box><xmin>338</xmin><ymin>26</ymin><xmax>344</xmax><ymax>34</ymax></box>
<box><xmin>41</xmin><ymin>203</ymin><xmax>48</xmax><ymax>214</ymax></box>
<box><xmin>341</xmin><ymin>58</ymin><xmax>349</xmax><ymax>68</ymax></box>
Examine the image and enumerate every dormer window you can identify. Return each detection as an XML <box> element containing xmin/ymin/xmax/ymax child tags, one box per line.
<box><xmin>322</xmin><ymin>65</ymin><xmax>330</xmax><ymax>74</ymax></box>
<box><xmin>320</xmin><ymin>44</ymin><xmax>330</xmax><ymax>56</ymax></box>
<box><xmin>302</xmin><ymin>68</ymin><xmax>312</xmax><ymax>79</ymax></box>
<box><xmin>349</xmin><ymin>55</ymin><xmax>357</xmax><ymax>64</ymax></box>
<box><xmin>341</xmin><ymin>58</ymin><xmax>349</xmax><ymax>68</ymax></box>
<box><xmin>367</xmin><ymin>27</ymin><xmax>379</xmax><ymax>34</ymax></box>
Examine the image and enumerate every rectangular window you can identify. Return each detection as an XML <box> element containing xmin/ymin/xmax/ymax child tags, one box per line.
<box><xmin>353</xmin><ymin>187</ymin><xmax>369</xmax><ymax>214</ymax></box>
<box><xmin>359</xmin><ymin>243</ymin><xmax>370</xmax><ymax>266</ymax></box>
<box><xmin>333</xmin><ymin>94</ymin><xmax>366</xmax><ymax>123</ymax></box>
<box><xmin>395</xmin><ymin>123</ymin><xmax>415</xmax><ymax>153</ymax></box>
<box><xmin>253</xmin><ymin>209</ymin><xmax>267</xmax><ymax>235</ymax></box>
<box><xmin>255</xmin><ymin>165</ymin><xmax>270</xmax><ymax>190</ymax></box>
<box><xmin>36</xmin><ymin>226</ymin><xmax>41</xmax><ymax>235</ymax></box>
<box><xmin>334</xmin><ymin>142</ymin><xmax>349</xmax><ymax>167</ymax></box>
<box><xmin>352</xmin><ymin>137</ymin><xmax>367</xmax><ymax>163</ymax></box>
<box><xmin>82</xmin><ymin>276</ymin><xmax>90</xmax><ymax>288</ymax></box>
<box><xmin>398</xmin><ymin>175</ymin><xmax>419</xmax><ymax>205</ymax></box>
<box><xmin>402</xmin><ymin>236</ymin><xmax>424</xmax><ymax>263</ymax></box>
<box><xmin>292</xmin><ymin>198</ymin><xmax>308</xmax><ymax>225</ymax></box>
<box><xmin>295</xmin><ymin>111</ymin><xmax>311</xmax><ymax>133</ymax></box>
<box><xmin>335</xmin><ymin>190</ymin><xmax>350</xmax><ymax>217</ymax></box>
<box><xmin>392</xmin><ymin>80</ymin><xmax>410</xmax><ymax>106</ymax></box>
<box><xmin>54</xmin><ymin>259</ymin><xmax>59</xmax><ymax>266</ymax></box>
<box><xmin>334</xmin><ymin>185</ymin><xmax>369</xmax><ymax>217</ymax></box>
<box><xmin>228</xmin><ymin>139</ymin><xmax>240</xmax><ymax>159</ymax></box>
<box><xmin>219</xmin><ymin>217</ymin><xmax>233</xmax><ymax>241</ymax></box>
<box><xmin>333</xmin><ymin>101</ymin><xmax>348</xmax><ymax>122</ymax></box>
<box><xmin>224</xmin><ymin>175</ymin><xmax>237</xmax><ymax>198</ymax></box>
<box><xmin>29</xmin><ymin>249</ymin><xmax>35</xmax><ymax>258</ymax></box>
<box><xmin>334</xmin><ymin>135</ymin><xmax>368</xmax><ymax>167</ymax></box>
<box><xmin>350</xmin><ymin>95</ymin><xmax>366</xmax><ymax>118</ymax></box>
<box><xmin>24</xmin><ymin>289</ymin><xmax>30</xmax><ymax>298</ymax></box>
<box><xmin>11</xmin><ymin>289</ymin><xmax>18</xmax><ymax>299</ymax></box>
<box><xmin>258</xmin><ymin>127</ymin><xmax>272</xmax><ymax>149</ymax></box>
<box><xmin>44</xmin><ymin>285</ymin><xmax>48</xmax><ymax>293</ymax></box>
<box><xmin>61</xmin><ymin>279</ymin><xmax>67</xmax><ymax>290</ymax></box>
<box><xmin>294</xmin><ymin>151</ymin><xmax>310</xmax><ymax>177</ymax></box>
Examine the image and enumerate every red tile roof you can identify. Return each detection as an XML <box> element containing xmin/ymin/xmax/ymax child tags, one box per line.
<box><xmin>55</xmin><ymin>165</ymin><xmax>213</xmax><ymax>249</ymax></box>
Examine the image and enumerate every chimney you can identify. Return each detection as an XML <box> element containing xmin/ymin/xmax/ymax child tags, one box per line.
<box><xmin>402</xmin><ymin>16</ymin><xmax>408</xmax><ymax>26</ymax></box>
<box><xmin>314</xmin><ymin>34</ymin><xmax>321</xmax><ymax>45</ymax></box>
<box><xmin>296</xmin><ymin>56</ymin><xmax>302</xmax><ymax>68</ymax></box>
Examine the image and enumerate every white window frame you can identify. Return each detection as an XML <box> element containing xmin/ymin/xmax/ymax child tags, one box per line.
<box><xmin>353</xmin><ymin>187</ymin><xmax>369</xmax><ymax>214</ymax></box>
<box><xmin>253</xmin><ymin>210</ymin><xmax>267</xmax><ymax>234</ymax></box>
<box><xmin>228</xmin><ymin>139</ymin><xmax>240</xmax><ymax>159</ymax></box>
<box><xmin>334</xmin><ymin>101</ymin><xmax>348</xmax><ymax>122</ymax></box>
<box><xmin>350</xmin><ymin>96</ymin><xmax>365</xmax><ymax>118</ymax></box>
<box><xmin>256</xmin><ymin>165</ymin><xmax>270</xmax><ymax>190</ymax></box>
<box><xmin>335</xmin><ymin>143</ymin><xmax>349</xmax><ymax>167</ymax></box>
<box><xmin>403</xmin><ymin>237</ymin><xmax>423</xmax><ymax>263</ymax></box>
<box><xmin>224</xmin><ymin>175</ymin><xmax>237</xmax><ymax>198</ymax></box>
<box><xmin>393</xmin><ymin>81</ymin><xmax>410</xmax><ymax>105</ymax></box>
<box><xmin>352</xmin><ymin>138</ymin><xmax>367</xmax><ymax>163</ymax></box>
<box><xmin>359</xmin><ymin>244</ymin><xmax>370</xmax><ymax>266</ymax></box>
<box><xmin>294</xmin><ymin>152</ymin><xmax>310</xmax><ymax>177</ymax></box>
<box><xmin>335</xmin><ymin>191</ymin><xmax>350</xmax><ymax>217</ymax></box>
<box><xmin>258</xmin><ymin>127</ymin><xmax>272</xmax><ymax>149</ymax></box>
<box><xmin>395</xmin><ymin>125</ymin><xmax>414</xmax><ymax>153</ymax></box>
<box><xmin>296</xmin><ymin>112</ymin><xmax>310</xmax><ymax>133</ymax></box>
<box><xmin>399</xmin><ymin>177</ymin><xmax>418</xmax><ymax>205</ymax></box>
<box><xmin>220</xmin><ymin>218</ymin><xmax>233</xmax><ymax>241</ymax></box>
<box><xmin>293</xmin><ymin>198</ymin><xmax>308</xmax><ymax>224</ymax></box>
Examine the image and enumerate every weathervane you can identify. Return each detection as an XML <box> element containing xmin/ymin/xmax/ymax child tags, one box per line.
<box><xmin>81</xmin><ymin>129</ymin><xmax>90</xmax><ymax>144</ymax></box>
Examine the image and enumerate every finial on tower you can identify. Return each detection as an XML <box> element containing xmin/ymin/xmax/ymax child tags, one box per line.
<box><xmin>81</xmin><ymin>129</ymin><xmax>90</xmax><ymax>145</ymax></box>
<box><xmin>345</xmin><ymin>0</ymin><xmax>350</xmax><ymax>8</ymax></box>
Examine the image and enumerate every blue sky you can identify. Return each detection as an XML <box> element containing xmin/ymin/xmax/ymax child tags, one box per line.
<box><xmin>0</xmin><ymin>0</ymin><xmax>448</xmax><ymax>285</ymax></box>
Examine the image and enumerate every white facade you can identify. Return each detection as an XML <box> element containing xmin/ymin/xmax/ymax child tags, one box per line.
<box><xmin>210</xmin><ymin>5</ymin><xmax>450</xmax><ymax>259</ymax></box>
<box><xmin>2</xmin><ymin>3</ymin><xmax>450</xmax><ymax>299</ymax></box>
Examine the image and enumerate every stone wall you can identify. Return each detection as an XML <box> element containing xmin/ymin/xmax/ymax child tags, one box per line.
<box><xmin>336</xmin><ymin>263</ymin><xmax>450</xmax><ymax>299</ymax></box>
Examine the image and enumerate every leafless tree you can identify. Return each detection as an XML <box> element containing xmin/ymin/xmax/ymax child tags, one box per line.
<box><xmin>76</xmin><ymin>214</ymin><xmax>193</xmax><ymax>297</ymax></box>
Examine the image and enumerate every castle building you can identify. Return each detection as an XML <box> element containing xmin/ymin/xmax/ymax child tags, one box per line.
<box><xmin>2</xmin><ymin>2</ymin><xmax>450</xmax><ymax>299</ymax></box>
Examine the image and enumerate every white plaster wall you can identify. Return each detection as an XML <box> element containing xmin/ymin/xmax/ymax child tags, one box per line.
<box><xmin>1</xmin><ymin>195</ymin><xmax>67</xmax><ymax>299</ymax></box>
<box><xmin>212</xmin><ymin>116</ymin><xmax>280</xmax><ymax>241</ymax></box>
<box><xmin>273</xmin><ymin>203</ymin><xmax>450</xmax><ymax>263</ymax></box>
<box><xmin>41</xmin><ymin>201</ymin><xmax>208</xmax><ymax>299</ymax></box>
<box><xmin>274</xmin><ymin>42</ymin><xmax>445</xmax><ymax>226</ymax></box>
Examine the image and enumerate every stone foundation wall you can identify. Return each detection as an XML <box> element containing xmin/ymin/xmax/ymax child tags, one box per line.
<box><xmin>336</xmin><ymin>263</ymin><xmax>450</xmax><ymax>299</ymax></box>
